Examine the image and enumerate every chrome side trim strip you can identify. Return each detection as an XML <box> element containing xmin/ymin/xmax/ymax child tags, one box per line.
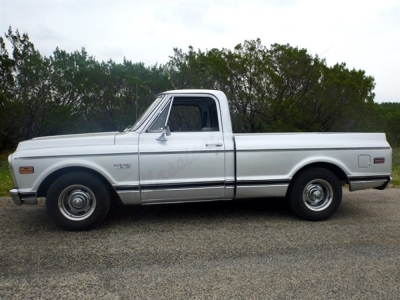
<box><xmin>142</xmin><ymin>198</ymin><xmax>230</xmax><ymax>205</ymax></box>
<box><xmin>349</xmin><ymin>175</ymin><xmax>391</xmax><ymax>181</ymax></box>
<box><xmin>140</xmin><ymin>150</ymin><xmax>228</xmax><ymax>155</ymax></box>
<box><xmin>140</xmin><ymin>181</ymin><xmax>226</xmax><ymax>191</ymax></box>
<box><xmin>114</xmin><ymin>186</ymin><xmax>140</xmax><ymax>191</ymax></box>
<box><xmin>14</xmin><ymin>152</ymin><xmax>138</xmax><ymax>160</ymax></box>
<box><xmin>15</xmin><ymin>149</ymin><xmax>235</xmax><ymax>159</ymax></box>
<box><xmin>237</xmin><ymin>180</ymin><xmax>291</xmax><ymax>186</ymax></box>
<box><xmin>237</xmin><ymin>147</ymin><xmax>391</xmax><ymax>152</ymax></box>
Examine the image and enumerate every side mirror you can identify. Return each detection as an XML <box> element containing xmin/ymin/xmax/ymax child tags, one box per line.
<box><xmin>156</xmin><ymin>125</ymin><xmax>171</xmax><ymax>141</ymax></box>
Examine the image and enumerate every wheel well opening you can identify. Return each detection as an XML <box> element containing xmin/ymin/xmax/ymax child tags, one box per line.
<box><xmin>37</xmin><ymin>167</ymin><xmax>117</xmax><ymax>199</ymax></box>
<box><xmin>290</xmin><ymin>163</ymin><xmax>348</xmax><ymax>187</ymax></box>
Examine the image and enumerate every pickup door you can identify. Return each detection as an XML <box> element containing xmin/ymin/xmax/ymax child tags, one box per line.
<box><xmin>138</xmin><ymin>94</ymin><xmax>227</xmax><ymax>204</ymax></box>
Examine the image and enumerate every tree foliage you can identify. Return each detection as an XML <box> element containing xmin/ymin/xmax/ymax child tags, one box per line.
<box><xmin>167</xmin><ymin>39</ymin><xmax>379</xmax><ymax>133</ymax></box>
<box><xmin>0</xmin><ymin>27</ymin><xmax>171</xmax><ymax>148</ymax></box>
<box><xmin>0</xmin><ymin>28</ymin><xmax>399</xmax><ymax>150</ymax></box>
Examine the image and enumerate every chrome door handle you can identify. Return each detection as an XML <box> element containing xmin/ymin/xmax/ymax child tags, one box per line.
<box><xmin>205</xmin><ymin>143</ymin><xmax>223</xmax><ymax>147</ymax></box>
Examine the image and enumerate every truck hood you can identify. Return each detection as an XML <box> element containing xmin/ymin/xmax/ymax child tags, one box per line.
<box><xmin>16</xmin><ymin>132</ymin><xmax>119</xmax><ymax>151</ymax></box>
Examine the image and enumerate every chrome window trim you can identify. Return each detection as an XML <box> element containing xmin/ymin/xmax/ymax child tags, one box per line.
<box><xmin>147</xmin><ymin>98</ymin><xmax>173</xmax><ymax>133</ymax></box>
<box><xmin>142</xmin><ymin>93</ymin><xmax>223</xmax><ymax>134</ymax></box>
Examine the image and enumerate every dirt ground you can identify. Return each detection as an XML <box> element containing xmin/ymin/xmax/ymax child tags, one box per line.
<box><xmin>1</xmin><ymin>188</ymin><xmax>399</xmax><ymax>299</ymax></box>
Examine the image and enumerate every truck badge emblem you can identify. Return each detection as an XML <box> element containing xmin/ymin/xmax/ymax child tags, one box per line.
<box><xmin>114</xmin><ymin>164</ymin><xmax>131</xmax><ymax>169</ymax></box>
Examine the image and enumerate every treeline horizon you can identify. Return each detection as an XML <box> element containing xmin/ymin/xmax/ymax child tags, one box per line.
<box><xmin>1</xmin><ymin>26</ymin><xmax>399</xmax><ymax>150</ymax></box>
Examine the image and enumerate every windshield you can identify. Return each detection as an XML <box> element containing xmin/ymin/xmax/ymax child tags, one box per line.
<box><xmin>124</xmin><ymin>95</ymin><xmax>165</xmax><ymax>132</ymax></box>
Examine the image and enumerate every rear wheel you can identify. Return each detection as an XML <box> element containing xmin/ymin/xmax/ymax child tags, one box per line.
<box><xmin>46</xmin><ymin>171</ymin><xmax>111</xmax><ymax>231</ymax></box>
<box><xmin>289</xmin><ymin>168</ymin><xmax>342</xmax><ymax>221</ymax></box>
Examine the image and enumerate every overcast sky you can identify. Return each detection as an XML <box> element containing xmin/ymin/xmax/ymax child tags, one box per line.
<box><xmin>1</xmin><ymin>0</ymin><xmax>399</xmax><ymax>102</ymax></box>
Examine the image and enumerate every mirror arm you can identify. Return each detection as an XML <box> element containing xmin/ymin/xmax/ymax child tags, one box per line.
<box><xmin>165</xmin><ymin>125</ymin><xmax>171</xmax><ymax>136</ymax></box>
<box><xmin>156</xmin><ymin>125</ymin><xmax>171</xmax><ymax>141</ymax></box>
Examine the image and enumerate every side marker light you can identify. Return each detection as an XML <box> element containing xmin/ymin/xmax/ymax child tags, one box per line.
<box><xmin>19</xmin><ymin>166</ymin><xmax>34</xmax><ymax>174</ymax></box>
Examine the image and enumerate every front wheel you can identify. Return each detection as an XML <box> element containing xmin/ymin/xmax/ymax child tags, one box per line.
<box><xmin>289</xmin><ymin>168</ymin><xmax>342</xmax><ymax>221</ymax></box>
<box><xmin>46</xmin><ymin>171</ymin><xmax>111</xmax><ymax>231</ymax></box>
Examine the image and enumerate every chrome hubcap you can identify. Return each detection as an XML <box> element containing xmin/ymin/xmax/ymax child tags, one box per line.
<box><xmin>58</xmin><ymin>185</ymin><xmax>96</xmax><ymax>221</ymax></box>
<box><xmin>303</xmin><ymin>179</ymin><xmax>333</xmax><ymax>211</ymax></box>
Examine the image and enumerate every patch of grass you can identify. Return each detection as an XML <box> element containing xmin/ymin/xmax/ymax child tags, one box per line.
<box><xmin>0</xmin><ymin>150</ymin><xmax>13</xmax><ymax>196</ymax></box>
<box><xmin>391</xmin><ymin>147</ymin><xmax>400</xmax><ymax>187</ymax></box>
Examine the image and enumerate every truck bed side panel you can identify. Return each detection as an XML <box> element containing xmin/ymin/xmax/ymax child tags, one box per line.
<box><xmin>234</xmin><ymin>133</ymin><xmax>392</xmax><ymax>199</ymax></box>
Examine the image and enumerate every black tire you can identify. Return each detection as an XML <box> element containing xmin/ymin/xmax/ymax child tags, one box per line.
<box><xmin>289</xmin><ymin>168</ymin><xmax>342</xmax><ymax>221</ymax></box>
<box><xmin>46</xmin><ymin>171</ymin><xmax>111</xmax><ymax>231</ymax></box>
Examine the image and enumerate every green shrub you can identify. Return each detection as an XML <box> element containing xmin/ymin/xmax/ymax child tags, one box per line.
<box><xmin>392</xmin><ymin>148</ymin><xmax>400</xmax><ymax>187</ymax></box>
<box><xmin>0</xmin><ymin>151</ymin><xmax>13</xmax><ymax>196</ymax></box>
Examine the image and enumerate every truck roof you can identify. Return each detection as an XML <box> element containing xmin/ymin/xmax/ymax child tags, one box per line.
<box><xmin>161</xmin><ymin>89</ymin><xmax>225</xmax><ymax>97</ymax></box>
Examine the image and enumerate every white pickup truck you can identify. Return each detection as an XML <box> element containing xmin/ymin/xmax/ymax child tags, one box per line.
<box><xmin>9</xmin><ymin>90</ymin><xmax>392</xmax><ymax>230</ymax></box>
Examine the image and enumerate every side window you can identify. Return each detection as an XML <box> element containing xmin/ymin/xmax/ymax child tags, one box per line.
<box><xmin>168</xmin><ymin>105</ymin><xmax>202</xmax><ymax>131</ymax></box>
<box><xmin>168</xmin><ymin>97</ymin><xmax>220</xmax><ymax>132</ymax></box>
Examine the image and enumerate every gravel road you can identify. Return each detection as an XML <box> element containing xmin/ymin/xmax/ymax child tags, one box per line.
<box><xmin>1</xmin><ymin>188</ymin><xmax>399</xmax><ymax>299</ymax></box>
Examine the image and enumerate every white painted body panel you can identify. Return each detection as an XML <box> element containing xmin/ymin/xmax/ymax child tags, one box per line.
<box><xmin>138</xmin><ymin>131</ymin><xmax>226</xmax><ymax>203</ymax></box>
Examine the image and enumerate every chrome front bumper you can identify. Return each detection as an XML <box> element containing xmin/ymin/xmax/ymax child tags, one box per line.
<box><xmin>10</xmin><ymin>189</ymin><xmax>38</xmax><ymax>205</ymax></box>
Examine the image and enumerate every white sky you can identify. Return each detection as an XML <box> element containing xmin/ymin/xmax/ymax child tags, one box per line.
<box><xmin>1</xmin><ymin>0</ymin><xmax>399</xmax><ymax>102</ymax></box>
